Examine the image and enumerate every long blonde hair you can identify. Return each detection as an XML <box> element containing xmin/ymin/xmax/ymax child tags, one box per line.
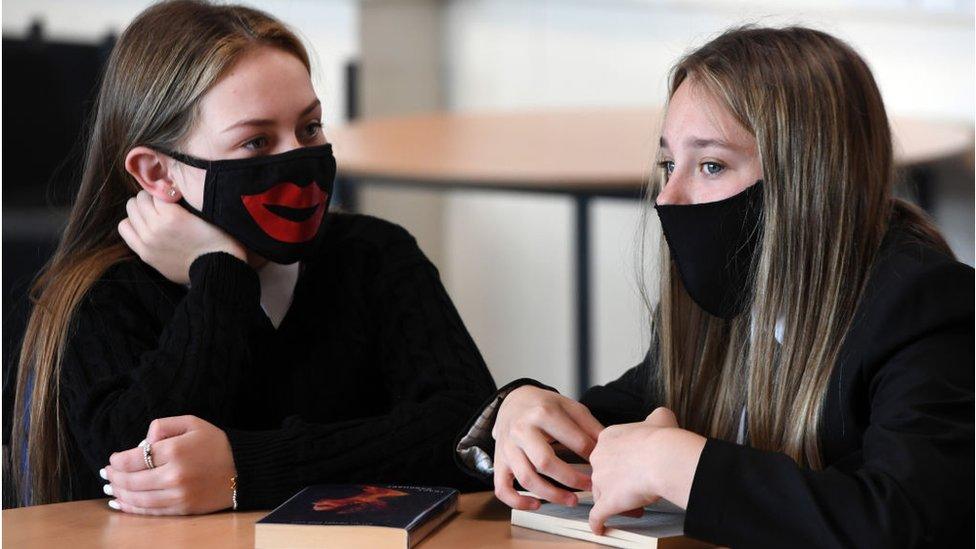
<box><xmin>11</xmin><ymin>0</ymin><xmax>310</xmax><ymax>505</ymax></box>
<box><xmin>646</xmin><ymin>26</ymin><xmax>952</xmax><ymax>468</ymax></box>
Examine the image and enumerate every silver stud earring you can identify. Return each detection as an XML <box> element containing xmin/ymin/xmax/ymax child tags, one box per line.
<box><xmin>167</xmin><ymin>186</ymin><xmax>178</xmax><ymax>198</ymax></box>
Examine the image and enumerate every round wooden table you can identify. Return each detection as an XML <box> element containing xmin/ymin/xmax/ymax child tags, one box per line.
<box><xmin>328</xmin><ymin>109</ymin><xmax>973</xmax><ymax>395</ymax></box>
<box><xmin>2</xmin><ymin>491</ymin><xmax>714</xmax><ymax>548</ymax></box>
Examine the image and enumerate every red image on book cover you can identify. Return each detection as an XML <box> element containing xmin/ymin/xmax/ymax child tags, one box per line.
<box><xmin>312</xmin><ymin>485</ymin><xmax>409</xmax><ymax>514</ymax></box>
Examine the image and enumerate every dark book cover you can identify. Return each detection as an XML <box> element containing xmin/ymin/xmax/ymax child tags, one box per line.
<box><xmin>257</xmin><ymin>484</ymin><xmax>458</xmax><ymax>532</ymax></box>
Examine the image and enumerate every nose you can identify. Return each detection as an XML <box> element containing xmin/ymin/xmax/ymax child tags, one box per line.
<box><xmin>278</xmin><ymin>139</ymin><xmax>305</xmax><ymax>154</ymax></box>
<box><xmin>654</xmin><ymin>173</ymin><xmax>692</xmax><ymax>206</ymax></box>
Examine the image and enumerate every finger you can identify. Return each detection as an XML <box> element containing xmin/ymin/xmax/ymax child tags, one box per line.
<box><xmin>492</xmin><ymin>455</ymin><xmax>541</xmax><ymax>510</ymax></box>
<box><xmin>112</xmin><ymin>485</ymin><xmax>182</xmax><ymax>510</ymax></box>
<box><xmin>110</xmin><ymin>499</ymin><xmax>177</xmax><ymax>516</ymax></box>
<box><xmin>109</xmin><ymin>446</ymin><xmax>151</xmax><ymax>473</ymax></box>
<box><xmin>104</xmin><ymin>465</ymin><xmax>169</xmax><ymax>492</ymax></box>
<box><xmin>561</xmin><ymin>401</ymin><xmax>605</xmax><ymax>447</ymax></box>
<box><xmin>135</xmin><ymin>189</ymin><xmax>159</xmax><ymax>219</ymax></box>
<box><xmin>537</xmin><ymin>408</ymin><xmax>600</xmax><ymax>463</ymax></box>
<box><xmin>117</xmin><ymin>219</ymin><xmax>146</xmax><ymax>256</ymax></box>
<box><xmin>134</xmin><ymin>191</ymin><xmax>159</xmax><ymax>233</ymax></box>
<box><xmin>520</xmin><ymin>435</ymin><xmax>591</xmax><ymax>492</ymax></box>
<box><xmin>108</xmin><ymin>436</ymin><xmax>177</xmax><ymax>472</ymax></box>
<box><xmin>620</xmin><ymin>507</ymin><xmax>645</xmax><ymax>518</ymax></box>
<box><xmin>142</xmin><ymin>436</ymin><xmax>182</xmax><ymax>468</ymax></box>
<box><xmin>147</xmin><ymin>416</ymin><xmax>196</xmax><ymax>444</ymax></box>
<box><xmin>644</xmin><ymin>407</ymin><xmax>678</xmax><ymax>427</ymax></box>
<box><xmin>589</xmin><ymin>501</ymin><xmax>613</xmax><ymax>535</ymax></box>
<box><xmin>125</xmin><ymin>198</ymin><xmax>148</xmax><ymax>237</ymax></box>
<box><xmin>506</xmin><ymin>443</ymin><xmax>576</xmax><ymax>506</ymax></box>
<box><xmin>151</xmin><ymin>192</ymin><xmax>178</xmax><ymax>212</ymax></box>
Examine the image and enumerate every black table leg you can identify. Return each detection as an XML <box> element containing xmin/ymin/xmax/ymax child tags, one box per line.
<box><xmin>574</xmin><ymin>194</ymin><xmax>591</xmax><ymax>397</ymax></box>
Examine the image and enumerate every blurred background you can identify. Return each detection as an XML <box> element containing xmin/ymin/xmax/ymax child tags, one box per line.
<box><xmin>3</xmin><ymin>0</ymin><xmax>974</xmax><ymax>404</ymax></box>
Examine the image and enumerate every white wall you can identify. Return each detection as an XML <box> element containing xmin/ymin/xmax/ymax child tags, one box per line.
<box><xmin>440</xmin><ymin>0</ymin><xmax>975</xmax><ymax>395</ymax></box>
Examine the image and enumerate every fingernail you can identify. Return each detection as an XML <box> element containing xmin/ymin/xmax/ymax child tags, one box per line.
<box><xmin>99</xmin><ymin>468</ymin><xmax>108</xmax><ymax>480</ymax></box>
<box><xmin>108</xmin><ymin>499</ymin><xmax>121</xmax><ymax>510</ymax></box>
<box><xmin>103</xmin><ymin>484</ymin><xmax>114</xmax><ymax>496</ymax></box>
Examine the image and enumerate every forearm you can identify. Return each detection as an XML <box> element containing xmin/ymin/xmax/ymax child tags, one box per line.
<box><xmin>63</xmin><ymin>252</ymin><xmax>264</xmax><ymax>470</ymax></box>
<box><xmin>226</xmin><ymin>391</ymin><xmax>488</xmax><ymax>509</ymax></box>
<box><xmin>683</xmin><ymin>438</ymin><xmax>958</xmax><ymax>549</ymax></box>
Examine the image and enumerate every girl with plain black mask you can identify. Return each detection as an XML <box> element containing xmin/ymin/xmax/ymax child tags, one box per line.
<box><xmin>11</xmin><ymin>0</ymin><xmax>496</xmax><ymax>514</ymax></box>
<box><xmin>457</xmin><ymin>26</ymin><xmax>973</xmax><ymax>548</ymax></box>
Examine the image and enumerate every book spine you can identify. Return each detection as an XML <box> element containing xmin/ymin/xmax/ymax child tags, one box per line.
<box><xmin>404</xmin><ymin>491</ymin><xmax>458</xmax><ymax>533</ymax></box>
<box><xmin>256</xmin><ymin>486</ymin><xmax>312</xmax><ymax>524</ymax></box>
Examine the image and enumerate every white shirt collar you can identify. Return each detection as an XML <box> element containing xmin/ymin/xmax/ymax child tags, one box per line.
<box><xmin>256</xmin><ymin>261</ymin><xmax>300</xmax><ymax>329</ymax></box>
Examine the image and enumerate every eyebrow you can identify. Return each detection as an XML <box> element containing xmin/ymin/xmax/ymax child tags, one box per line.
<box><xmin>659</xmin><ymin>136</ymin><xmax>737</xmax><ymax>151</ymax></box>
<box><xmin>221</xmin><ymin>98</ymin><xmax>321</xmax><ymax>133</ymax></box>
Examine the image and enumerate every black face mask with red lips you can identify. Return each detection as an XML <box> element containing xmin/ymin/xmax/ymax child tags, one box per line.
<box><xmin>158</xmin><ymin>144</ymin><xmax>336</xmax><ymax>264</ymax></box>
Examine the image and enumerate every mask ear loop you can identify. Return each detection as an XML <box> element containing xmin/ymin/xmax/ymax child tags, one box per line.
<box><xmin>152</xmin><ymin>147</ymin><xmax>213</xmax><ymax>219</ymax></box>
<box><xmin>154</xmin><ymin>147</ymin><xmax>212</xmax><ymax>170</ymax></box>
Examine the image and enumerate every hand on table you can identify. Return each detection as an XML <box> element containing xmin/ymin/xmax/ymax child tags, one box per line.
<box><xmin>588</xmin><ymin>407</ymin><xmax>707</xmax><ymax>535</ymax></box>
<box><xmin>492</xmin><ymin>385</ymin><xmax>604</xmax><ymax>510</ymax></box>
<box><xmin>101</xmin><ymin>415</ymin><xmax>237</xmax><ymax>515</ymax></box>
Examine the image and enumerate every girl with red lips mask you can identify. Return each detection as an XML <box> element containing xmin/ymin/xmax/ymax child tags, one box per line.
<box><xmin>9</xmin><ymin>0</ymin><xmax>496</xmax><ymax>514</ymax></box>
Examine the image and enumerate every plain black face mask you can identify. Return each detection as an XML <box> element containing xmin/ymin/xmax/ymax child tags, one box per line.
<box><xmin>158</xmin><ymin>144</ymin><xmax>337</xmax><ymax>264</ymax></box>
<box><xmin>654</xmin><ymin>180</ymin><xmax>764</xmax><ymax>319</ymax></box>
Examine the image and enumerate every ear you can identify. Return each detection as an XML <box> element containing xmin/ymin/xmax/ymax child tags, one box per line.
<box><xmin>124</xmin><ymin>146</ymin><xmax>182</xmax><ymax>202</ymax></box>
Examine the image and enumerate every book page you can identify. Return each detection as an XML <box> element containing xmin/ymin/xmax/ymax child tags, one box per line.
<box><xmin>525</xmin><ymin>501</ymin><xmax>684</xmax><ymax>538</ymax></box>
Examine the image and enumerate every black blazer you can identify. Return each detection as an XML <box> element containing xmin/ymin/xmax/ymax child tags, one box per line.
<box><xmin>460</xmin><ymin>223</ymin><xmax>974</xmax><ymax>548</ymax></box>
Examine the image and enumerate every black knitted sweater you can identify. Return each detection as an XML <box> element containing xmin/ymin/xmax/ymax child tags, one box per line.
<box><xmin>56</xmin><ymin>213</ymin><xmax>496</xmax><ymax>508</ymax></box>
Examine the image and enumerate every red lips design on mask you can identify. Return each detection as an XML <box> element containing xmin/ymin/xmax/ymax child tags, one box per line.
<box><xmin>241</xmin><ymin>182</ymin><xmax>328</xmax><ymax>243</ymax></box>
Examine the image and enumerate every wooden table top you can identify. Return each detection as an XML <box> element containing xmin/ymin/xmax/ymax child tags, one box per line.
<box><xmin>2</xmin><ymin>491</ymin><xmax>714</xmax><ymax>548</ymax></box>
<box><xmin>327</xmin><ymin>108</ymin><xmax>973</xmax><ymax>191</ymax></box>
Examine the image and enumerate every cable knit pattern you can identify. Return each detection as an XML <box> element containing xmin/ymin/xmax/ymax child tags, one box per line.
<box><xmin>57</xmin><ymin>213</ymin><xmax>497</xmax><ymax>508</ymax></box>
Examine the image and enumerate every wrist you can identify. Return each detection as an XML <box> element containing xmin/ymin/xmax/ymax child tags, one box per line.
<box><xmin>507</xmin><ymin>384</ymin><xmax>538</xmax><ymax>401</ymax></box>
<box><xmin>221</xmin><ymin>430</ymin><xmax>239</xmax><ymax>511</ymax></box>
<box><xmin>213</xmin><ymin>242</ymin><xmax>247</xmax><ymax>263</ymax></box>
<box><xmin>645</xmin><ymin>428</ymin><xmax>706</xmax><ymax>508</ymax></box>
<box><xmin>494</xmin><ymin>386</ymin><xmax>537</xmax><ymax>433</ymax></box>
<box><xmin>191</xmin><ymin>247</ymin><xmax>248</xmax><ymax>272</ymax></box>
<box><xmin>641</xmin><ymin>427</ymin><xmax>671</xmax><ymax>496</ymax></box>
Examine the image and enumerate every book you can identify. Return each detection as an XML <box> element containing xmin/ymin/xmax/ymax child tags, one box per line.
<box><xmin>511</xmin><ymin>498</ymin><xmax>684</xmax><ymax>549</ymax></box>
<box><xmin>255</xmin><ymin>484</ymin><xmax>458</xmax><ymax>548</ymax></box>
<box><xmin>516</xmin><ymin>489</ymin><xmax>684</xmax><ymax>513</ymax></box>
<box><xmin>512</xmin><ymin>473</ymin><xmax>685</xmax><ymax>549</ymax></box>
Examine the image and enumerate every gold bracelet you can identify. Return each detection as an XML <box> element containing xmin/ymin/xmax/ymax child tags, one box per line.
<box><xmin>231</xmin><ymin>475</ymin><xmax>238</xmax><ymax>511</ymax></box>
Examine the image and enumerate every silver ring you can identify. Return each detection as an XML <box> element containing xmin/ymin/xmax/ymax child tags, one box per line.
<box><xmin>139</xmin><ymin>439</ymin><xmax>156</xmax><ymax>470</ymax></box>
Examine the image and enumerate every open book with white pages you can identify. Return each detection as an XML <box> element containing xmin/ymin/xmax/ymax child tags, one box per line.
<box><xmin>510</xmin><ymin>464</ymin><xmax>686</xmax><ymax>548</ymax></box>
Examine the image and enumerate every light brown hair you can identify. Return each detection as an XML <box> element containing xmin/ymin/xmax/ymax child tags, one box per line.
<box><xmin>644</xmin><ymin>26</ymin><xmax>951</xmax><ymax>468</ymax></box>
<box><xmin>12</xmin><ymin>0</ymin><xmax>310</xmax><ymax>505</ymax></box>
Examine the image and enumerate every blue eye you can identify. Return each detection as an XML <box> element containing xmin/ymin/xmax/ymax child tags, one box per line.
<box><xmin>702</xmin><ymin>162</ymin><xmax>724</xmax><ymax>175</ymax></box>
<box><xmin>659</xmin><ymin>160</ymin><xmax>675</xmax><ymax>175</ymax></box>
